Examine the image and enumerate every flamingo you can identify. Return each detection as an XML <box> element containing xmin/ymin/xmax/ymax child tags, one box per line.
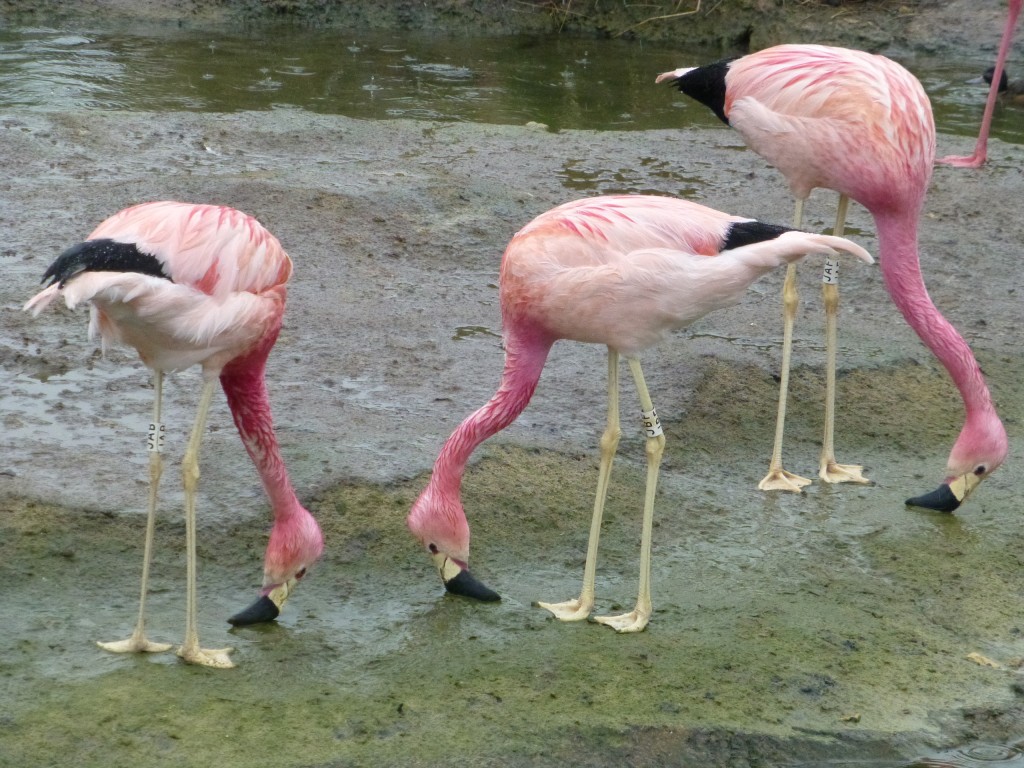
<box><xmin>658</xmin><ymin>44</ymin><xmax>1008</xmax><ymax>510</ymax></box>
<box><xmin>407</xmin><ymin>194</ymin><xmax>872</xmax><ymax>632</ymax></box>
<box><xmin>25</xmin><ymin>201</ymin><xmax>324</xmax><ymax>668</ymax></box>
<box><xmin>938</xmin><ymin>0</ymin><xmax>1022</xmax><ymax>167</ymax></box>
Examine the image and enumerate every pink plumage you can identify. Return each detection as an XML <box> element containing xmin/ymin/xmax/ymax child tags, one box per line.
<box><xmin>660</xmin><ymin>44</ymin><xmax>1008</xmax><ymax>510</ymax></box>
<box><xmin>502</xmin><ymin>195</ymin><xmax>864</xmax><ymax>352</ymax></box>
<box><xmin>27</xmin><ymin>201</ymin><xmax>293</xmax><ymax>372</ymax></box>
<box><xmin>25</xmin><ymin>201</ymin><xmax>323</xmax><ymax>668</ymax></box>
<box><xmin>408</xmin><ymin>194</ymin><xmax>872</xmax><ymax>630</ymax></box>
<box><xmin>722</xmin><ymin>45</ymin><xmax>935</xmax><ymax>209</ymax></box>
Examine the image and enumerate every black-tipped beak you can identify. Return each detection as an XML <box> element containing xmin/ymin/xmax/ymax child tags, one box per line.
<box><xmin>432</xmin><ymin>552</ymin><xmax>501</xmax><ymax>602</ymax></box>
<box><xmin>906</xmin><ymin>484</ymin><xmax>961</xmax><ymax>513</ymax></box>
<box><xmin>227</xmin><ymin>595</ymin><xmax>280</xmax><ymax>626</ymax></box>
<box><xmin>444</xmin><ymin>569</ymin><xmax>501</xmax><ymax>602</ymax></box>
<box><xmin>227</xmin><ymin>577</ymin><xmax>299</xmax><ymax>626</ymax></box>
<box><xmin>906</xmin><ymin>471</ymin><xmax>983</xmax><ymax>514</ymax></box>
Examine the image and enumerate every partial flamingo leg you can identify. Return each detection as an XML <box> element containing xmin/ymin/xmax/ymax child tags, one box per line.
<box><xmin>819</xmin><ymin>194</ymin><xmax>869</xmax><ymax>485</ymax></box>
<box><xmin>759</xmin><ymin>198</ymin><xmax>813</xmax><ymax>492</ymax></box>
<box><xmin>98</xmin><ymin>370</ymin><xmax>173</xmax><ymax>656</ymax></box>
<box><xmin>538</xmin><ymin>349</ymin><xmax>621</xmax><ymax>622</ymax></box>
<box><xmin>176</xmin><ymin>378</ymin><xmax>234</xmax><ymax>669</ymax></box>
<box><xmin>938</xmin><ymin>0</ymin><xmax>1021</xmax><ymax>168</ymax></box>
<box><xmin>594</xmin><ymin>357</ymin><xmax>664</xmax><ymax>633</ymax></box>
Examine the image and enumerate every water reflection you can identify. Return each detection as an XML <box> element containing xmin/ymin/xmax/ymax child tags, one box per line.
<box><xmin>0</xmin><ymin>24</ymin><xmax>1021</xmax><ymax>144</ymax></box>
<box><xmin>0</xmin><ymin>25</ymin><xmax>709</xmax><ymax>130</ymax></box>
<box><xmin>906</xmin><ymin>741</ymin><xmax>1024</xmax><ymax>766</ymax></box>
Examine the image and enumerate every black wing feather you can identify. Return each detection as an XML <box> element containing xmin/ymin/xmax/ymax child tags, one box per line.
<box><xmin>722</xmin><ymin>221</ymin><xmax>791</xmax><ymax>251</ymax></box>
<box><xmin>41</xmin><ymin>239</ymin><xmax>171</xmax><ymax>287</ymax></box>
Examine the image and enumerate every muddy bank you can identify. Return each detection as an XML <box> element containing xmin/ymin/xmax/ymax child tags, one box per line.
<box><xmin>2</xmin><ymin>109</ymin><xmax>1021</xmax><ymax>513</ymax></box>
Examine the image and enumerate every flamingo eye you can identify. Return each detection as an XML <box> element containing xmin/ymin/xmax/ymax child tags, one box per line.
<box><xmin>296</xmin><ymin>567</ymin><xmax>307</xmax><ymax>579</ymax></box>
<box><xmin>428</xmin><ymin>543</ymin><xmax>439</xmax><ymax>554</ymax></box>
<box><xmin>974</xmin><ymin>465</ymin><xmax>987</xmax><ymax>476</ymax></box>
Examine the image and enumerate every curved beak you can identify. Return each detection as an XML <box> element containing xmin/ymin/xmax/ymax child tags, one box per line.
<box><xmin>432</xmin><ymin>552</ymin><xmax>500</xmax><ymax>602</ymax></box>
<box><xmin>905</xmin><ymin>472</ymin><xmax>983</xmax><ymax>513</ymax></box>
<box><xmin>227</xmin><ymin>578</ymin><xmax>297</xmax><ymax>626</ymax></box>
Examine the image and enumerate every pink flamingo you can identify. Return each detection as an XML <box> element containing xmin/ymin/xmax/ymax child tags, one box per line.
<box><xmin>25</xmin><ymin>201</ymin><xmax>324</xmax><ymax>668</ymax></box>
<box><xmin>407</xmin><ymin>194</ymin><xmax>872</xmax><ymax>631</ymax></box>
<box><xmin>658</xmin><ymin>45</ymin><xmax>1008</xmax><ymax>511</ymax></box>
<box><xmin>938</xmin><ymin>0</ymin><xmax>1022</xmax><ymax>167</ymax></box>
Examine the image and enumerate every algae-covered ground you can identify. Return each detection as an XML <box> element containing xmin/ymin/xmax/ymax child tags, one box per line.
<box><xmin>2</xmin><ymin>4</ymin><xmax>1024</xmax><ymax>766</ymax></box>
<box><xmin>1</xmin><ymin>434</ymin><xmax>1022</xmax><ymax>767</ymax></box>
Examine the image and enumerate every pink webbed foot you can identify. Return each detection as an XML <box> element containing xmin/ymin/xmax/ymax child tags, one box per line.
<box><xmin>936</xmin><ymin>153</ymin><xmax>986</xmax><ymax>168</ymax></box>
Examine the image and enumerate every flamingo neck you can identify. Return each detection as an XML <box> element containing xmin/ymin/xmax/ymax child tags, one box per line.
<box><xmin>873</xmin><ymin>212</ymin><xmax>997</xmax><ymax>419</ymax></box>
<box><xmin>219</xmin><ymin>337</ymin><xmax>304</xmax><ymax>521</ymax></box>
<box><xmin>429</xmin><ymin>327</ymin><xmax>553</xmax><ymax>501</ymax></box>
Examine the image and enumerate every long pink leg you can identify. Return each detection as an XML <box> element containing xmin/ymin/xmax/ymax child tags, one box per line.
<box><xmin>938</xmin><ymin>0</ymin><xmax>1021</xmax><ymax>168</ymax></box>
<box><xmin>98</xmin><ymin>370</ymin><xmax>173</xmax><ymax>656</ymax></box>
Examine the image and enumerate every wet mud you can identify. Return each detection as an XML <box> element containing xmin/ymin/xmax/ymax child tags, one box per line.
<box><xmin>2</xmin><ymin>4</ymin><xmax>1024</xmax><ymax>766</ymax></box>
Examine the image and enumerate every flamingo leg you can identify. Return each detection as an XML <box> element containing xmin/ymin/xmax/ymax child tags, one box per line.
<box><xmin>98</xmin><ymin>370</ymin><xmax>173</xmax><ymax>656</ymax></box>
<box><xmin>538</xmin><ymin>349</ymin><xmax>621</xmax><ymax>622</ymax></box>
<box><xmin>819</xmin><ymin>194</ymin><xmax>869</xmax><ymax>484</ymax></box>
<box><xmin>938</xmin><ymin>0</ymin><xmax>1021</xmax><ymax>167</ymax></box>
<box><xmin>759</xmin><ymin>198</ymin><xmax>813</xmax><ymax>492</ymax></box>
<box><xmin>176</xmin><ymin>378</ymin><xmax>234</xmax><ymax>669</ymax></box>
<box><xmin>594</xmin><ymin>357</ymin><xmax>664</xmax><ymax>633</ymax></box>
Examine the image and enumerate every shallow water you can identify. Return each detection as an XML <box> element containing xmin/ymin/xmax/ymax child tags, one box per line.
<box><xmin>1</xmin><ymin>24</ymin><xmax>1023</xmax><ymax>142</ymax></box>
<box><xmin>907</xmin><ymin>741</ymin><xmax>1024</xmax><ymax>766</ymax></box>
<box><xmin>0</xmin><ymin>26</ymin><xmax>709</xmax><ymax>129</ymax></box>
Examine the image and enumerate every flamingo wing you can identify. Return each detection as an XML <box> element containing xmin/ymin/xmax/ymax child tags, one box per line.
<box><xmin>87</xmin><ymin>201</ymin><xmax>292</xmax><ymax>297</ymax></box>
<box><xmin>25</xmin><ymin>202</ymin><xmax>291</xmax><ymax>373</ymax></box>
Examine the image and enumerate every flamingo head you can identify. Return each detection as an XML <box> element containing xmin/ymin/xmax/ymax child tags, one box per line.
<box><xmin>228</xmin><ymin>508</ymin><xmax>325</xmax><ymax>626</ymax></box>
<box><xmin>407</xmin><ymin>485</ymin><xmax>500</xmax><ymax>603</ymax></box>
<box><xmin>655</xmin><ymin>61</ymin><xmax>732</xmax><ymax>125</ymax></box>
<box><xmin>906</xmin><ymin>410</ymin><xmax>1008</xmax><ymax>513</ymax></box>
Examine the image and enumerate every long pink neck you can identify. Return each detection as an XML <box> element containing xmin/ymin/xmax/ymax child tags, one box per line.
<box><xmin>219</xmin><ymin>334</ymin><xmax>302</xmax><ymax>520</ymax></box>
<box><xmin>429</xmin><ymin>326</ymin><xmax>553</xmax><ymax>500</ymax></box>
<box><xmin>873</xmin><ymin>211</ymin><xmax>998</xmax><ymax>421</ymax></box>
